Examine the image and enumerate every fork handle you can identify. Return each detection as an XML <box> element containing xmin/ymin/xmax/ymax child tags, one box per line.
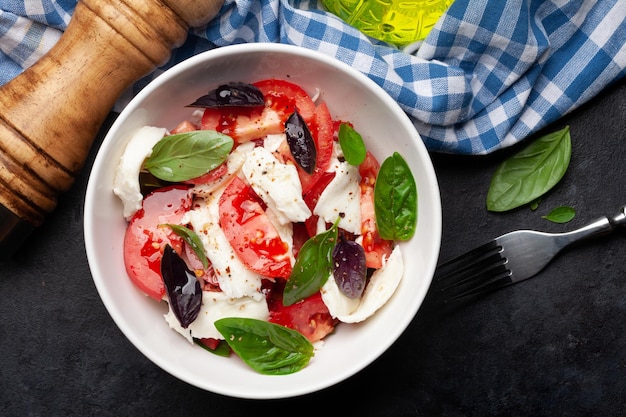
<box><xmin>609</xmin><ymin>205</ymin><xmax>626</xmax><ymax>228</ymax></box>
<box><xmin>556</xmin><ymin>205</ymin><xmax>626</xmax><ymax>249</ymax></box>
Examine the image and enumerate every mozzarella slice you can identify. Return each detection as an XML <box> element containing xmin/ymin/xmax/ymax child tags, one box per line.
<box><xmin>181</xmin><ymin>188</ymin><xmax>265</xmax><ymax>300</ymax></box>
<box><xmin>242</xmin><ymin>146</ymin><xmax>311</xmax><ymax>225</ymax></box>
<box><xmin>314</xmin><ymin>160</ymin><xmax>361</xmax><ymax>235</ymax></box>
<box><xmin>263</xmin><ymin>133</ymin><xmax>286</xmax><ymax>152</ymax></box>
<box><xmin>164</xmin><ymin>291</ymin><xmax>270</xmax><ymax>343</ymax></box>
<box><xmin>113</xmin><ymin>126</ymin><xmax>167</xmax><ymax>219</ymax></box>
<box><xmin>321</xmin><ymin>246</ymin><xmax>403</xmax><ymax>323</ymax></box>
<box><xmin>192</xmin><ymin>141</ymin><xmax>255</xmax><ymax>196</ymax></box>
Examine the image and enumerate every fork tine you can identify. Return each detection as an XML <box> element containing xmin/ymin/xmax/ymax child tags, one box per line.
<box><xmin>433</xmin><ymin>239</ymin><xmax>514</xmax><ymax>304</ymax></box>
<box><xmin>437</xmin><ymin>251</ymin><xmax>506</xmax><ymax>289</ymax></box>
<box><xmin>434</xmin><ymin>240</ymin><xmax>500</xmax><ymax>281</ymax></box>
<box><xmin>441</xmin><ymin>265</ymin><xmax>513</xmax><ymax>303</ymax></box>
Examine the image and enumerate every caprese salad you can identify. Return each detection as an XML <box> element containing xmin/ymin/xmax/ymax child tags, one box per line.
<box><xmin>113</xmin><ymin>79</ymin><xmax>417</xmax><ymax>375</ymax></box>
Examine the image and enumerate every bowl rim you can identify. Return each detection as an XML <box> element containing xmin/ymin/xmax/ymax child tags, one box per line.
<box><xmin>84</xmin><ymin>42</ymin><xmax>442</xmax><ymax>399</ymax></box>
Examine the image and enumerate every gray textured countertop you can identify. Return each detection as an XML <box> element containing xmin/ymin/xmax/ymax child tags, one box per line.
<box><xmin>1</xmin><ymin>77</ymin><xmax>624</xmax><ymax>416</ymax></box>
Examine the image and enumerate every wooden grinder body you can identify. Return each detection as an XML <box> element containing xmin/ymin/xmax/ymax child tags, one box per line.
<box><xmin>0</xmin><ymin>0</ymin><xmax>223</xmax><ymax>258</ymax></box>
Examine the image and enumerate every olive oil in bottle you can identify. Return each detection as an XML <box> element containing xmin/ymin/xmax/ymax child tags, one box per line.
<box><xmin>321</xmin><ymin>0</ymin><xmax>454</xmax><ymax>47</ymax></box>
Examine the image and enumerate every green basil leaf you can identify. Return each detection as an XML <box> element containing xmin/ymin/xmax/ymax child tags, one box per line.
<box><xmin>529</xmin><ymin>197</ymin><xmax>542</xmax><ymax>211</ymax></box>
<box><xmin>214</xmin><ymin>317</ymin><xmax>314</xmax><ymax>375</ymax></box>
<box><xmin>486</xmin><ymin>126</ymin><xmax>571</xmax><ymax>212</ymax></box>
<box><xmin>542</xmin><ymin>205</ymin><xmax>576</xmax><ymax>223</ymax></box>
<box><xmin>283</xmin><ymin>221</ymin><xmax>338</xmax><ymax>306</ymax></box>
<box><xmin>374</xmin><ymin>152</ymin><xmax>418</xmax><ymax>240</ymax></box>
<box><xmin>144</xmin><ymin>130</ymin><xmax>233</xmax><ymax>182</ymax></box>
<box><xmin>338</xmin><ymin>123</ymin><xmax>366</xmax><ymax>166</ymax></box>
<box><xmin>161</xmin><ymin>224</ymin><xmax>208</xmax><ymax>268</ymax></box>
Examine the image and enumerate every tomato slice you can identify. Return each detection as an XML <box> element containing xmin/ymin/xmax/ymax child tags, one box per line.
<box><xmin>170</xmin><ymin>120</ymin><xmax>197</xmax><ymax>134</ymax></box>
<box><xmin>302</xmin><ymin>171</ymin><xmax>336</xmax><ymax>237</ymax></box>
<box><xmin>198</xmin><ymin>337</ymin><xmax>221</xmax><ymax>351</ymax></box>
<box><xmin>201</xmin><ymin>79</ymin><xmax>318</xmax><ymax>144</ymax></box>
<box><xmin>218</xmin><ymin>176</ymin><xmax>292</xmax><ymax>278</ymax></box>
<box><xmin>275</xmin><ymin>101</ymin><xmax>335</xmax><ymax>194</ymax></box>
<box><xmin>253</xmin><ymin>79</ymin><xmax>317</xmax><ymax>123</ymax></box>
<box><xmin>265</xmin><ymin>280</ymin><xmax>337</xmax><ymax>343</ymax></box>
<box><xmin>359</xmin><ymin>152</ymin><xmax>393</xmax><ymax>269</ymax></box>
<box><xmin>299</xmin><ymin>101</ymin><xmax>334</xmax><ymax>193</ymax></box>
<box><xmin>202</xmin><ymin>79</ymin><xmax>334</xmax><ymax>194</ymax></box>
<box><xmin>291</xmin><ymin>222</ymin><xmax>310</xmax><ymax>258</ymax></box>
<box><xmin>201</xmin><ymin>105</ymin><xmax>268</xmax><ymax>143</ymax></box>
<box><xmin>123</xmin><ymin>185</ymin><xmax>193</xmax><ymax>300</ymax></box>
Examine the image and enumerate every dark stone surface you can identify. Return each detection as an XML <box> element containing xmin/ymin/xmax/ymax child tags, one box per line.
<box><xmin>1</xmin><ymin>77</ymin><xmax>624</xmax><ymax>416</ymax></box>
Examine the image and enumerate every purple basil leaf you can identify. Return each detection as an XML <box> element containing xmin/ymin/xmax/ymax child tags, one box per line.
<box><xmin>332</xmin><ymin>237</ymin><xmax>367</xmax><ymax>299</ymax></box>
<box><xmin>285</xmin><ymin>111</ymin><xmax>316</xmax><ymax>174</ymax></box>
<box><xmin>187</xmin><ymin>82</ymin><xmax>265</xmax><ymax>108</ymax></box>
<box><xmin>161</xmin><ymin>244</ymin><xmax>202</xmax><ymax>328</ymax></box>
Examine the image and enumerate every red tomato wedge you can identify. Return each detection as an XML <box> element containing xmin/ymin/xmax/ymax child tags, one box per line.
<box><xmin>218</xmin><ymin>176</ymin><xmax>292</xmax><ymax>278</ymax></box>
<box><xmin>201</xmin><ymin>79</ymin><xmax>334</xmax><ymax>192</ymax></box>
<box><xmin>198</xmin><ymin>337</ymin><xmax>221</xmax><ymax>351</ymax></box>
<box><xmin>201</xmin><ymin>79</ymin><xmax>317</xmax><ymax>143</ymax></box>
<box><xmin>298</xmin><ymin>101</ymin><xmax>334</xmax><ymax>193</ymax></box>
<box><xmin>359</xmin><ymin>152</ymin><xmax>394</xmax><ymax>269</ymax></box>
<box><xmin>169</xmin><ymin>119</ymin><xmax>197</xmax><ymax>134</ymax></box>
<box><xmin>254</xmin><ymin>78</ymin><xmax>317</xmax><ymax>122</ymax></box>
<box><xmin>265</xmin><ymin>280</ymin><xmax>337</xmax><ymax>343</ymax></box>
<box><xmin>302</xmin><ymin>170</ymin><xmax>336</xmax><ymax>237</ymax></box>
<box><xmin>275</xmin><ymin>101</ymin><xmax>335</xmax><ymax>194</ymax></box>
<box><xmin>123</xmin><ymin>186</ymin><xmax>193</xmax><ymax>300</ymax></box>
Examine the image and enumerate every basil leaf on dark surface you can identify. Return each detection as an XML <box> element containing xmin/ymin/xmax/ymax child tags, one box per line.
<box><xmin>187</xmin><ymin>82</ymin><xmax>265</xmax><ymax>108</ymax></box>
<box><xmin>486</xmin><ymin>126</ymin><xmax>571</xmax><ymax>212</ymax></box>
<box><xmin>374</xmin><ymin>152</ymin><xmax>418</xmax><ymax>241</ymax></box>
<box><xmin>162</xmin><ymin>224</ymin><xmax>208</xmax><ymax>268</ymax></box>
<box><xmin>144</xmin><ymin>130</ymin><xmax>233</xmax><ymax>182</ymax></box>
<box><xmin>338</xmin><ymin>123</ymin><xmax>366</xmax><ymax>166</ymax></box>
<box><xmin>283</xmin><ymin>222</ymin><xmax>338</xmax><ymax>306</ymax></box>
<box><xmin>214</xmin><ymin>317</ymin><xmax>314</xmax><ymax>375</ymax></box>
<box><xmin>529</xmin><ymin>197</ymin><xmax>542</xmax><ymax>211</ymax></box>
<box><xmin>285</xmin><ymin>111</ymin><xmax>316</xmax><ymax>174</ymax></box>
<box><xmin>332</xmin><ymin>234</ymin><xmax>367</xmax><ymax>299</ymax></box>
<box><xmin>161</xmin><ymin>244</ymin><xmax>202</xmax><ymax>328</ymax></box>
<box><xmin>542</xmin><ymin>205</ymin><xmax>576</xmax><ymax>223</ymax></box>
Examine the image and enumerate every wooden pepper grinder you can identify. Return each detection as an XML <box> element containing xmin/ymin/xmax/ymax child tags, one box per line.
<box><xmin>0</xmin><ymin>0</ymin><xmax>224</xmax><ymax>259</ymax></box>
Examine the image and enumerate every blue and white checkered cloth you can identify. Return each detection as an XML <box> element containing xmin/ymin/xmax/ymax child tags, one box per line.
<box><xmin>1</xmin><ymin>0</ymin><xmax>625</xmax><ymax>154</ymax></box>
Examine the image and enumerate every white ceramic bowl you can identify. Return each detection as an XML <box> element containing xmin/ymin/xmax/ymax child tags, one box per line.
<box><xmin>84</xmin><ymin>43</ymin><xmax>441</xmax><ymax>399</ymax></box>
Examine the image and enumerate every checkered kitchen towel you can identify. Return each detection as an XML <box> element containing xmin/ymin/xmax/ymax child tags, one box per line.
<box><xmin>1</xmin><ymin>0</ymin><xmax>625</xmax><ymax>154</ymax></box>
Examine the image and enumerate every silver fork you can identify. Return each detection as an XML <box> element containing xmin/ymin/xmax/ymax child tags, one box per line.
<box><xmin>434</xmin><ymin>205</ymin><xmax>626</xmax><ymax>303</ymax></box>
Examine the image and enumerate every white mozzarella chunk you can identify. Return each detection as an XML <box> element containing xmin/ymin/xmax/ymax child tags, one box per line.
<box><xmin>113</xmin><ymin>126</ymin><xmax>167</xmax><ymax>219</ymax></box>
<box><xmin>242</xmin><ymin>146</ymin><xmax>311</xmax><ymax>225</ymax></box>
<box><xmin>319</xmin><ymin>276</ymin><xmax>361</xmax><ymax>318</ymax></box>
<box><xmin>263</xmin><ymin>133</ymin><xmax>286</xmax><ymax>152</ymax></box>
<box><xmin>314</xmin><ymin>160</ymin><xmax>361</xmax><ymax>235</ymax></box>
<box><xmin>164</xmin><ymin>291</ymin><xmax>270</xmax><ymax>343</ymax></box>
<box><xmin>332</xmin><ymin>140</ymin><xmax>344</xmax><ymax>159</ymax></box>
<box><xmin>192</xmin><ymin>141</ymin><xmax>255</xmax><ymax>196</ymax></box>
<box><xmin>321</xmin><ymin>246</ymin><xmax>403</xmax><ymax>323</ymax></box>
<box><xmin>181</xmin><ymin>189</ymin><xmax>264</xmax><ymax>300</ymax></box>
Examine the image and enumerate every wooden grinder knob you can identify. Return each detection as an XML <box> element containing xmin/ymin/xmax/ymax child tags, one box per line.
<box><xmin>0</xmin><ymin>0</ymin><xmax>224</xmax><ymax>259</ymax></box>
